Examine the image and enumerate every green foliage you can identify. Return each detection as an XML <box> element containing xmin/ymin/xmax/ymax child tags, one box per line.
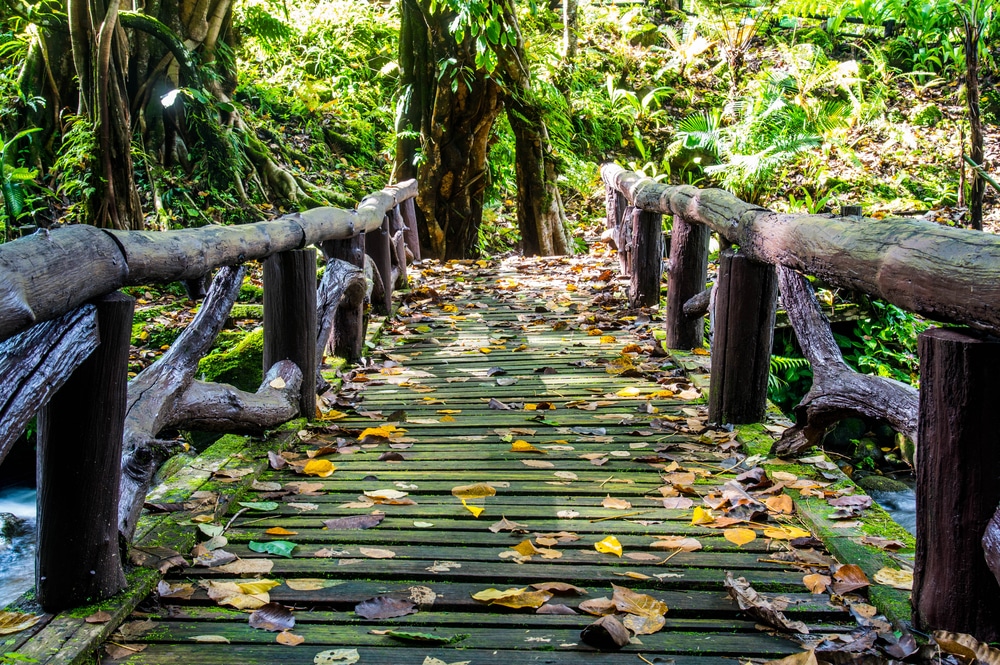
<box><xmin>768</xmin><ymin>353</ymin><xmax>812</xmax><ymax>412</ymax></box>
<box><xmin>834</xmin><ymin>299</ymin><xmax>929</xmax><ymax>385</ymax></box>
<box><xmin>51</xmin><ymin>115</ymin><xmax>97</xmax><ymax>225</ymax></box>
<box><xmin>0</xmin><ymin>127</ymin><xmax>41</xmax><ymax>239</ymax></box>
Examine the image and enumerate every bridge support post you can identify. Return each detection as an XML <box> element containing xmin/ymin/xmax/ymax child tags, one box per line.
<box><xmin>264</xmin><ymin>249</ymin><xmax>318</xmax><ymax>417</ymax></box>
<box><xmin>366</xmin><ymin>215</ymin><xmax>393</xmax><ymax>315</ymax></box>
<box><xmin>914</xmin><ymin>327</ymin><xmax>1000</xmax><ymax>641</ymax></box>
<box><xmin>400</xmin><ymin>197</ymin><xmax>421</xmax><ymax>262</ymax></box>
<box><xmin>320</xmin><ymin>235</ymin><xmax>367</xmax><ymax>361</ymax></box>
<box><xmin>628</xmin><ymin>209</ymin><xmax>664</xmax><ymax>309</ymax></box>
<box><xmin>36</xmin><ymin>292</ymin><xmax>132</xmax><ymax>612</ymax></box>
<box><xmin>390</xmin><ymin>206</ymin><xmax>408</xmax><ymax>289</ymax></box>
<box><xmin>666</xmin><ymin>216</ymin><xmax>710</xmax><ymax>349</ymax></box>
<box><xmin>708</xmin><ymin>249</ymin><xmax>777</xmax><ymax>424</ymax></box>
<box><xmin>605</xmin><ymin>184</ymin><xmax>628</xmax><ymax>275</ymax></box>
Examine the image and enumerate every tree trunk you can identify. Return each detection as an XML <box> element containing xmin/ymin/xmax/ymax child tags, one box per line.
<box><xmin>393</xmin><ymin>0</ymin><xmax>502</xmax><ymax>260</ymax></box>
<box><xmin>563</xmin><ymin>0</ymin><xmax>578</xmax><ymax>67</ymax></box>
<box><xmin>962</xmin><ymin>6</ymin><xmax>984</xmax><ymax>231</ymax></box>
<box><xmin>498</xmin><ymin>0</ymin><xmax>570</xmax><ymax>257</ymax></box>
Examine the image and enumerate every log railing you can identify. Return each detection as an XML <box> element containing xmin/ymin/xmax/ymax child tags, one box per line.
<box><xmin>601</xmin><ymin>162</ymin><xmax>1000</xmax><ymax>641</ymax></box>
<box><xmin>0</xmin><ymin>179</ymin><xmax>418</xmax><ymax>612</ymax></box>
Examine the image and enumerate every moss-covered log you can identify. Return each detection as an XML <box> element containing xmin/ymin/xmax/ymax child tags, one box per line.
<box><xmin>602</xmin><ymin>163</ymin><xmax>1000</xmax><ymax>336</ymax></box>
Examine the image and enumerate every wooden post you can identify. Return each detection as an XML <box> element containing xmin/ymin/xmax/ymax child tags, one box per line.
<box><xmin>913</xmin><ymin>327</ymin><xmax>1000</xmax><ymax>641</ymax></box>
<box><xmin>36</xmin><ymin>293</ymin><xmax>132</xmax><ymax>612</ymax></box>
<box><xmin>264</xmin><ymin>249</ymin><xmax>318</xmax><ymax>417</ymax></box>
<box><xmin>391</xmin><ymin>206</ymin><xmax>408</xmax><ymax>289</ymax></box>
<box><xmin>321</xmin><ymin>234</ymin><xmax>366</xmax><ymax>270</ymax></box>
<box><xmin>400</xmin><ymin>197</ymin><xmax>421</xmax><ymax>262</ymax></box>
<box><xmin>708</xmin><ymin>249</ymin><xmax>777</xmax><ymax>424</ymax></box>
<box><xmin>366</xmin><ymin>215</ymin><xmax>393</xmax><ymax>315</ymax></box>
<box><xmin>666</xmin><ymin>216</ymin><xmax>710</xmax><ymax>349</ymax></box>
<box><xmin>605</xmin><ymin>184</ymin><xmax>628</xmax><ymax>275</ymax></box>
<box><xmin>628</xmin><ymin>208</ymin><xmax>663</xmax><ymax>308</ymax></box>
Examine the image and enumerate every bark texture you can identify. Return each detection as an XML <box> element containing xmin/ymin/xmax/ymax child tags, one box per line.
<box><xmin>985</xmin><ymin>507</ymin><xmax>1000</xmax><ymax>589</ymax></box>
<box><xmin>665</xmin><ymin>215</ymin><xmax>709</xmax><ymax>349</ymax></box>
<box><xmin>0</xmin><ymin>181</ymin><xmax>416</xmax><ymax>343</ymax></box>
<box><xmin>0</xmin><ymin>305</ymin><xmax>99</xmax><ymax>466</ymax></box>
<box><xmin>393</xmin><ymin>0</ymin><xmax>501</xmax><ymax>259</ymax></box>
<box><xmin>772</xmin><ymin>267</ymin><xmax>918</xmax><ymax>456</ymax></box>
<box><xmin>118</xmin><ymin>266</ymin><xmax>301</xmax><ymax>541</ymax></box>
<box><xmin>914</xmin><ymin>327</ymin><xmax>1000</xmax><ymax>641</ymax></box>
<box><xmin>602</xmin><ymin>164</ymin><xmax>1000</xmax><ymax>337</ymax></box>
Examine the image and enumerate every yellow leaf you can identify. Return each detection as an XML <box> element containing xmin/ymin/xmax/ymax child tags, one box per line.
<box><xmin>511</xmin><ymin>440</ymin><xmax>545</xmax><ymax>453</ymax></box>
<box><xmin>600</xmin><ymin>335</ymin><xmax>615</xmax><ymax>344</ymax></box>
<box><xmin>471</xmin><ymin>587</ymin><xmax>527</xmax><ymax>602</ymax></box>
<box><xmin>302</xmin><ymin>459</ymin><xmax>335</xmax><ymax>477</ymax></box>
<box><xmin>441</xmin><ymin>415</ymin><xmax>456</xmax><ymax>422</ymax></box>
<box><xmin>763</xmin><ymin>525</ymin><xmax>812</xmax><ymax>540</ymax></box>
<box><xmin>512</xmin><ymin>539</ymin><xmax>541</xmax><ymax>557</ymax></box>
<box><xmin>461</xmin><ymin>498</ymin><xmax>484</xmax><ymax>518</ymax></box>
<box><xmin>265</xmin><ymin>527</ymin><xmax>298</xmax><ymax>536</ymax></box>
<box><xmin>692</xmin><ymin>348</ymin><xmax>710</xmax><ymax>356</ymax></box>
<box><xmin>616</xmin><ymin>387</ymin><xmax>642</xmax><ymax>397</ymax></box>
<box><xmin>437</xmin><ymin>409</ymin><xmax>462</xmax><ymax>414</ymax></box>
<box><xmin>622</xmin><ymin>612</ymin><xmax>666</xmax><ymax>635</ymax></box>
<box><xmin>490</xmin><ymin>590</ymin><xmax>553</xmax><ymax>609</ymax></box>
<box><xmin>359</xmin><ymin>425</ymin><xmax>404</xmax><ymax>441</ymax></box>
<box><xmin>650</xmin><ymin>536</ymin><xmax>702</xmax><ymax>552</ymax></box>
<box><xmin>524</xmin><ymin>403</ymin><xmax>538</xmax><ymax>411</ymax></box>
<box><xmin>316</xmin><ymin>409</ymin><xmax>347</xmax><ymax>421</ymax></box>
<box><xmin>452</xmin><ymin>483</ymin><xmax>496</xmax><ymax>499</ymax></box>
<box><xmin>479</xmin><ymin>347</ymin><xmax>492</xmax><ymax>354</ymax></box>
<box><xmin>595</xmin><ymin>535</ymin><xmax>623</xmax><ymax>557</ymax></box>
<box><xmin>723</xmin><ymin>528</ymin><xmax>757</xmax><ymax>547</ymax></box>
<box><xmin>237</xmin><ymin>580</ymin><xmax>280</xmax><ymax>595</ymax></box>
<box><xmin>690</xmin><ymin>506</ymin><xmax>714</xmax><ymax>525</ymax></box>
<box><xmin>873</xmin><ymin>567</ymin><xmax>913</xmax><ymax>590</ymax></box>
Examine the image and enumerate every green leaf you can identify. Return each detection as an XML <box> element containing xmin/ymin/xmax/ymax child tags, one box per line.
<box><xmin>384</xmin><ymin>630</ymin><xmax>469</xmax><ymax>644</ymax></box>
<box><xmin>198</xmin><ymin>524</ymin><xmax>225</xmax><ymax>538</ymax></box>
<box><xmin>248</xmin><ymin>540</ymin><xmax>297</xmax><ymax>558</ymax></box>
<box><xmin>239</xmin><ymin>501</ymin><xmax>279</xmax><ymax>511</ymax></box>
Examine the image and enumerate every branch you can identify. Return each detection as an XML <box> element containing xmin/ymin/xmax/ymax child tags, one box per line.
<box><xmin>118</xmin><ymin>11</ymin><xmax>202</xmax><ymax>85</ymax></box>
<box><xmin>771</xmin><ymin>266</ymin><xmax>918</xmax><ymax>457</ymax></box>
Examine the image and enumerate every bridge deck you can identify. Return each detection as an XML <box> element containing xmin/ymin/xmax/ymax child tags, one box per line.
<box><xmin>101</xmin><ymin>255</ymin><xmax>851</xmax><ymax>664</ymax></box>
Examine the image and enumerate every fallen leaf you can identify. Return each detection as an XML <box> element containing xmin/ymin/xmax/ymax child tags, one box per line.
<box><xmin>489</xmin><ymin>516</ymin><xmax>529</xmax><ymax>533</ymax></box>
<box><xmin>578</xmin><ymin>596</ymin><xmax>617</xmax><ymax>616</ymax></box>
<box><xmin>359</xmin><ymin>547</ymin><xmax>396</xmax><ymax>559</ymax></box>
<box><xmin>239</xmin><ymin>501</ymin><xmax>279</xmax><ymax>511</ymax></box>
<box><xmin>690</xmin><ymin>506</ymin><xmax>714</xmax><ymax>525</ymax></box>
<box><xmin>451</xmin><ymin>483</ymin><xmax>497</xmax><ymax>499</ymax></box>
<box><xmin>557</xmin><ymin>509</ymin><xmax>580</xmax><ymax>519</ymax></box>
<box><xmin>724</xmin><ymin>528</ymin><xmax>757</xmax><ymax>547</ymax></box>
<box><xmin>832</xmin><ymin>564</ymin><xmax>870</xmax><ymax>595</ymax></box>
<box><xmin>762</xmin><ymin>652</ymin><xmax>819</xmax><ymax>665</ymax></box>
<box><xmin>803</xmin><ymin>573</ymin><xmax>830</xmax><ymax>594</ymax></box>
<box><xmin>355</xmin><ymin>596</ymin><xmax>417</xmax><ymax>619</ymax></box>
<box><xmin>511</xmin><ymin>440</ymin><xmax>545</xmax><ymax>453</ymax></box>
<box><xmin>622</xmin><ymin>612</ymin><xmax>666</xmax><ymax>635</ymax></box>
<box><xmin>873</xmin><ymin>567</ymin><xmax>913</xmax><ymax>590</ymax></box>
<box><xmin>302</xmin><ymin>460</ymin><xmax>335</xmax><ymax>477</ymax></box>
<box><xmin>276</xmin><ymin>631</ymin><xmax>305</xmax><ymax>646</ymax></box>
<box><xmin>536</xmin><ymin>604</ymin><xmax>577</xmax><ymax>615</ymax></box>
<box><xmin>248</xmin><ymin>540</ymin><xmax>296</xmax><ymax>558</ymax></box>
<box><xmin>765</xmin><ymin>494</ymin><xmax>794</xmax><ymax>514</ymax></box>
<box><xmin>580</xmin><ymin>615</ymin><xmax>630</xmax><ymax>650</ymax></box>
<box><xmin>364</xmin><ymin>489</ymin><xmax>408</xmax><ymax>501</ymax></box>
<box><xmin>204</xmin><ymin>579</ymin><xmax>279</xmax><ymax>610</ymax></box>
<box><xmin>724</xmin><ymin>572</ymin><xmax>808</xmax><ymax>633</ymax></box>
<box><xmin>612</xmin><ymin>584</ymin><xmax>668</xmax><ymax>618</ymax></box>
<box><xmin>286</xmin><ymin>579</ymin><xmax>339</xmax><ymax>591</ymax></box>
<box><xmin>522</xmin><ymin>459</ymin><xmax>555</xmax><ymax>468</ymax></box>
<box><xmin>249</xmin><ymin>602</ymin><xmax>295</xmax><ymax>632</ymax></box>
<box><xmin>190</xmin><ymin>635</ymin><xmax>230</xmax><ymax>643</ymax></box>
<box><xmin>662</xmin><ymin>497</ymin><xmax>694</xmax><ymax>510</ymax></box>
<box><xmin>595</xmin><ymin>535</ymin><xmax>623</xmax><ymax>557</ymax></box>
<box><xmin>384</xmin><ymin>630</ymin><xmax>468</xmax><ymax>644</ymax></box>
<box><xmin>461</xmin><ymin>498</ymin><xmax>484</xmax><ymax>517</ymax></box>
<box><xmin>157</xmin><ymin>580</ymin><xmax>196</xmax><ymax>599</ymax></box>
<box><xmin>860</xmin><ymin>536</ymin><xmax>906</xmax><ymax>551</ymax></box>
<box><xmin>531</xmin><ymin>582</ymin><xmax>587</xmax><ymax>595</ymax></box>
<box><xmin>323</xmin><ymin>513</ymin><xmax>385</xmax><ymax>530</ymax></box>
<box><xmin>602</xmin><ymin>496</ymin><xmax>632</xmax><ymax>510</ymax></box>
<box><xmin>314</xmin><ymin>648</ymin><xmax>360</xmax><ymax>664</ymax></box>
<box><xmin>266</xmin><ymin>527</ymin><xmax>298</xmax><ymax>536</ymax></box>
<box><xmin>85</xmin><ymin>611</ymin><xmax>112</xmax><ymax>624</ymax></box>
<box><xmin>213</xmin><ymin>559</ymin><xmax>274</xmax><ymax>575</ymax></box>
<box><xmin>651</xmin><ymin>536</ymin><xmax>702</xmax><ymax>552</ymax></box>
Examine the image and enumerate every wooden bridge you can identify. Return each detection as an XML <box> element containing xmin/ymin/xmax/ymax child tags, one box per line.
<box><xmin>2</xmin><ymin>167</ymin><xmax>1000</xmax><ymax>662</ymax></box>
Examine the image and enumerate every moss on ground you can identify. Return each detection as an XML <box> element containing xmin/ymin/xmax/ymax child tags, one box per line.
<box><xmin>197</xmin><ymin>326</ymin><xmax>264</xmax><ymax>391</ymax></box>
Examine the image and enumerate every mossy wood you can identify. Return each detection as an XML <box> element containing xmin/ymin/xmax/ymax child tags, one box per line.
<box><xmin>0</xmin><ymin>179</ymin><xmax>416</xmax><ymax>344</ymax></box>
<box><xmin>78</xmin><ymin>261</ymin><xmax>859</xmax><ymax>665</ymax></box>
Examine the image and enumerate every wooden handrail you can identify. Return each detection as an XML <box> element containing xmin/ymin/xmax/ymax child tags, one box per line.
<box><xmin>602</xmin><ymin>163</ymin><xmax>1000</xmax><ymax>336</ymax></box>
<box><xmin>0</xmin><ymin>180</ymin><xmax>418</xmax><ymax>343</ymax></box>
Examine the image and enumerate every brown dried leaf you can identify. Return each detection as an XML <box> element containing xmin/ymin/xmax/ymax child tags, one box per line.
<box><xmin>724</xmin><ymin>573</ymin><xmax>808</xmax><ymax>633</ymax></box>
<box><xmin>359</xmin><ymin>547</ymin><xmax>396</xmax><ymax>559</ymax></box>
<box><xmin>577</xmin><ymin>596</ymin><xmax>616</xmax><ymax>616</ymax></box>
<box><xmin>355</xmin><ymin>596</ymin><xmax>417</xmax><ymax>619</ymax></box>
<box><xmin>831</xmin><ymin>564</ymin><xmax>870</xmax><ymax>595</ymax></box>
<box><xmin>611</xmin><ymin>584</ymin><xmax>668</xmax><ymax>618</ymax></box>
<box><xmin>580</xmin><ymin>615</ymin><xmax>630</xmax><ymax>651</ymax></box>
<box><xmin>249</xmin><ymin>602</ymin><xmax>295</xmax><ymax>632</ymax></box>
<box><xmin>651</xmin><ymin>536</ymin><xmax>702</xmax><ymax>552</ymax></box>
<box><xmin>276</xmin><ymin>631</ymin><xmax>305</xmax><ymax>646</ymax></box>
<box><xmin>530</xmin><ymin>582</ymin><xmax>587</xmax><ymax>595</ymax></box>
<box><xmin>323</xmin><ymin>513</ymin><xmax>385</xmax><ymax>530</ymax></box>
<box><xmin>602</xmin><ymin>496</ymin><xmax>632</xmax><ymax>510</ymax></box>
<box><xmin>802</xmin><ymin>573</ymin><xmax>830</xmax><ymax>594</ymax></box>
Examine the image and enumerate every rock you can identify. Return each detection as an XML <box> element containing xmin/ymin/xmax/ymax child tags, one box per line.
<box><xmin>822</xmin><ymin>418</ymin><xmax>866</xmax><ymax>452</ymax></box>
<box><xmin>0</xmin><ymin>512</ymin><xmax>27</xmax><ymax>546</ymax></box>
<box><xmin>857</xmin><ymin>474</ymin><xmax>910</xmax><ymax>493</ymax></box>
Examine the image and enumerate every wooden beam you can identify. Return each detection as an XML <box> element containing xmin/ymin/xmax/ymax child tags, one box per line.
<box><xmin>628</xmin><ymin>208</ymin><xmax>663</xmax><ymax>308</ymax></box>
<box><xmin>665</xmin><ymin>215</ymin><xmax>709</xmax><ymax>349</ymax></box>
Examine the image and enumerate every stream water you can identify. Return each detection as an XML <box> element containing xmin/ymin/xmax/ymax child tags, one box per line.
<box><xmin>869</xmin><ymin>487</ymin><xmax>917</xmax><ymax>536</ymax></box>
<box><xmin>0</xmin><ymin>485</ymin><xmax>36</xmax><ymax>608</ymax></box>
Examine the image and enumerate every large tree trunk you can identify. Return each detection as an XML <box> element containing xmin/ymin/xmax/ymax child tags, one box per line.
<box><xmin>498</xmin><ymin>1</ymin><xmax>570</xmax><ymax>257</ymax></box>
<box><xmin>393</xmin><ymin>0</ymin><xmax>502</xmax><ymax>260</ymax></box>
<box><xmin>961</xmin><ymin>5</ymin><xmax>985</xmax><ymax>231</ymax></box>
